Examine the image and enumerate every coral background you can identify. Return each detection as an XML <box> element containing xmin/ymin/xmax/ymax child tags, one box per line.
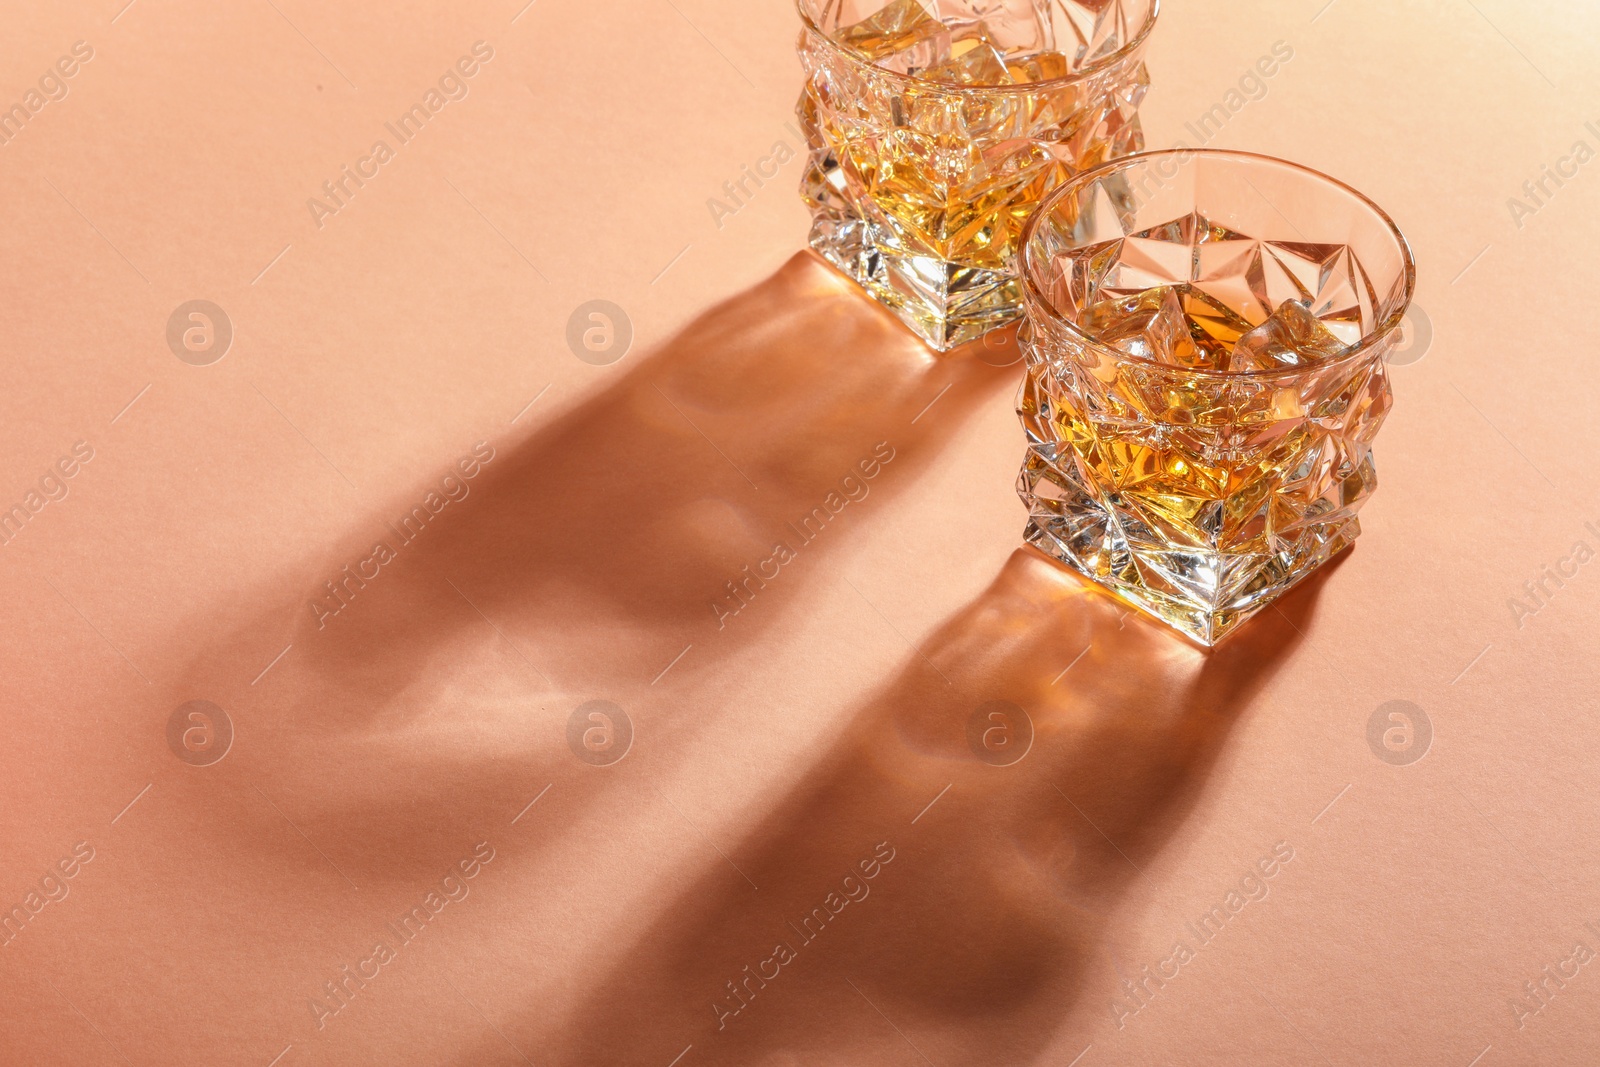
<box><xmin>0</xmin><ymin>0</ymin><xmax>1596</xmax><ymax>1064</ymax></box>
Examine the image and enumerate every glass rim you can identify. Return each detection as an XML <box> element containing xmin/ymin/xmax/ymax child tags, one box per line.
<box><xmin>1018</xmin><ymin>148</ymin><xmax>1418</xmax><ymax>381</ymax></box>
<box><xmin>795</xmin><ymin>0</ymin><xmax>1160</xmax><ymax>95</ymax></box>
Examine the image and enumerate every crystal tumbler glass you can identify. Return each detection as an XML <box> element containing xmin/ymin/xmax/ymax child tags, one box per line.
<box><xmin>1016</xmin><ymin>150</ymin><xmax>1415</xmax><ymax>645</ymax></box>
<box><xmin>796</xmin><ymin>0</ymin><xmax>1158</xmax><ymax>351</ymax></box>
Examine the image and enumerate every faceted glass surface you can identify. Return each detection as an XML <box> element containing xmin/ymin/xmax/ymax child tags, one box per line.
<box><xmin>796</xmin><ymin>0</ymin><xmax>1157</xmax><ymax>350</ymax></box>
<box><xmin>1016</xmin><ymin>150</ymin><xmax>1414</xmax><ymax>645</ymax></box>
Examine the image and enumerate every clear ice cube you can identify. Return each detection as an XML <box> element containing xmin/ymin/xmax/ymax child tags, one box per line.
<box><xmin>922</xmin><ymin>27</ymin><xmax>1015</xmax><ymax>85</ymax></box>
<box><xmin>935</xmin><ymin>0</ymin><xmax>1055</xmax><ymax>53</ymax></box>
<box><xmin>1228</xmin><ymin>300</ymin><xmax>1350</xmax><ymax>373</ymax></box>
<box><xmin>835</xmin><ymin>0</ymin><xmax>953</xmax><ymax>75</ymax></box>
<box><xmin>1082</xmin><ymin>287</ymin><xmax>1201</xmax><ymax>367</ymax></box>
<box><xmin>1004</xmin><ymin>49</ymin><xmax>1073</xmax><ymax>82</ymax></box>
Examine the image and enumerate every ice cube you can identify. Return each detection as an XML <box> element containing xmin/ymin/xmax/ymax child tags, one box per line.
<box><xmin>922</xmin><ymin>28</ymin><xmax>1015</xmax><ymax>85</ymax></box>
<box><xmin>1180</xmin><ymin>286</ymin><xmax>1255</xmax><ymax>365</ymax></box>
<box><xmin>1228</xmin><ymin>300</ymin><xmax>1350</xmax><ymax>373</ymax></box>
<box><xmin>1082</xmin><ymin>287</ymin><xmax>1202</xmax><ymax>368</ymax></box>
<box><xmin>936</xmin><ymin>0</ymin><xmax>1055</xmax><ymax>53</ymax></box>
<box><xmin>835</xmin><ymin>0</ymin><xmax>953</xmax><ymax>75</ymax></box>
<box><xmin>1004</xmin><ymin>49</ymin><xmax>1072</xmax><ymax>83</ymax></box>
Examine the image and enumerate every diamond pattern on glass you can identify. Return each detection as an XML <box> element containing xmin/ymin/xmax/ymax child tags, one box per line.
<box><xmin>797</xmin><ymin>0</ymin><xmax>1156</xmax><ymax>350</ymax></box>
<box><xmin>1017</xmin><ymin>152</ymin><xmax>1412</xmax><ymax>644</ymax></box>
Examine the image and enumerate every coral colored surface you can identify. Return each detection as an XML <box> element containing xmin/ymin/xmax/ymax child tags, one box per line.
<box><xmin>0</xmin><ymin>1</ymin><xmax>1596</xmax><ymax>1065</ymax></box>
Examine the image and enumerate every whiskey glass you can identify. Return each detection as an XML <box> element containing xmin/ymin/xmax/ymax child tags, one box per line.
<box><xmin>1016</xmin><ymin>149</ymin><xmax>1415</xmax><ymax>645</ymax></box>
<box><xmin>796</xmin><ymin>0</ymin><xmax>1159</xmax><ymax>351</ymax></box>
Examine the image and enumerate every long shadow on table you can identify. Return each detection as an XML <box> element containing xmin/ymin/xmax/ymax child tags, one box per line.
<box><xmin>244</xmin><ymin>249</ymin><xmax>1012</xmax><ymax>713</ymax></box>
<box><xmin>461</xmin><ymin>547</ymin><xmax>1337</xmax><ymax>1067</ymax></box>
<box><xmin>177</xmin><ymin>251</ymin><xmax>1016</xmax><ymax>885</ymax></box>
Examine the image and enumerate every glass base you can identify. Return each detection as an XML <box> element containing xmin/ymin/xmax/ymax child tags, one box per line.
<box><xmin>801</xmin><ymin>139</ymin><xmax>1021</xmax><ymax>351</ymax></box>
<box><xmin>1017</xmin><ymin>444</ymin><xmax>1362</xmax><ymax>646</ymax></box>
<box><xmin>806</xmin><ymin>211</ymin><xmax>1021</xmax><ymax>352</ymax></box>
